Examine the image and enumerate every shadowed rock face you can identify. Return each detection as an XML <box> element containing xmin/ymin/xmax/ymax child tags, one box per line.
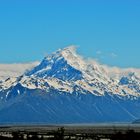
<box><xmin>0</xmin><ymin>47</ymin><xmax>140</xmax><ymax>124</ymax></box>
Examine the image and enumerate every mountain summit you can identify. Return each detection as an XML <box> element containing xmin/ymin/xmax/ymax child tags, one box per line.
<box><xmin>26</xmin><ymin>46</ymin><xmax>84</xmax><ymax>81</ymax></box>
<box><xmin>0</xmin><ymin>46</ymin><xmax>140</xmax><ymax>124</ymax></box>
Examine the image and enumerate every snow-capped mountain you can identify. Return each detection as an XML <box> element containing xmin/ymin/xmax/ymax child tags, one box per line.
<box><xmin>0</xmin><ymin>46</ymin><xmax>140</xmax><ymax>124</ymax></box>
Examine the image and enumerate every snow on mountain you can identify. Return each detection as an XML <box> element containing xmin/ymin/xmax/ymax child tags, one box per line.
<box><xmin>119</xmin><ymin>73</ymin><xmax>140</xmax><ymax>95</ymax></box>
<box><xmin>0</xmin><ymin>46</ymin><xmax>140</xmax><ymax>123</ymax></box>
<box><xmin>0</xmin><ymin>62</ymin><xmax>39</xmax><ymax>81</ymax></box>
<box><xmin>23</xmin><ymin>46</ymin><xmax>140</xmax><ymax>97</ymax></box>
<box><xmin>1</xmin><ymin>46</ymin><xmax>140</xmax><ymax>98</ymax></box>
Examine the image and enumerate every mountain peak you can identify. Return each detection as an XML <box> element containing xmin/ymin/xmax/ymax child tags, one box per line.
<box><xmin>45</xmin><ymin>45</ymin><xmax>77</xmax><ymax>59</ymax></box>
<box><xmin>60</xmin><ymin>46</ymin><xmax>86</xmax><ymax>70</ymax></box>
<box><xmin>43</xmin><ymin>46</ymin><xmax>86</xmax><ymax>72</ymax></box>
<box><xmin>25</xmin><ymin>46</ymin><xmax>84</xmax><ymax>81</ymax></box>
<box><xmin>59</xmin><ymin>45</ymin><xmax>77</xmax><ymax>55</ymax></box>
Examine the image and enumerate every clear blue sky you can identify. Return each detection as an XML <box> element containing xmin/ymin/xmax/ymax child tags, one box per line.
<box><xmin>0</xmin><ymin>0</ymin><xmax>140</xmax><ymax>68</ymax></box>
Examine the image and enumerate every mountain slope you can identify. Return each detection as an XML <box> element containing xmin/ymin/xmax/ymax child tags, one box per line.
<box><xmin>0</xmin><ymin>46</ymin><xmax>140</xmax><ymax>124</ymax></box>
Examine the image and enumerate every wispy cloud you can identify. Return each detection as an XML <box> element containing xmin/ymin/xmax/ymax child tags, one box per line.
<box><xmin>0</xmin><ymin>62</ymin><xmax>39</xmax><ymax>81</ymax></box>
<box><xmin>96</xmin><ymin>50</ymin><xmax>118</xmax><ymax>59</ymax></box>
<box><xmin>110</xmin><ymin>53</ymin><xmax>118</xmax><ymax>58</ymax></box>
<box><xmin>96</xmin><ymin>51</ymin><xmax>102</xmax><ymax>55</ymax></box>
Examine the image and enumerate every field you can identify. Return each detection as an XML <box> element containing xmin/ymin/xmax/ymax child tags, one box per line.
<box><xmin>0</xmin><ymin>124</ymin><xmax>140</xmax><ymax>140</ymax></box>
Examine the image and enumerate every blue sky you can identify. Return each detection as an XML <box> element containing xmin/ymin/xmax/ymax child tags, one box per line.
<box><xmin>0</xmin><ymin>0</ymin><xmax>140</xmax><ymax>68</ymax></box>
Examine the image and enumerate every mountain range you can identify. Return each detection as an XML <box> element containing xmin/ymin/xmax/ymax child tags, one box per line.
<box><xmin>0</xmin><ymin>46</ymin><xmax>140</xmax><ymax>124</ymax></box>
